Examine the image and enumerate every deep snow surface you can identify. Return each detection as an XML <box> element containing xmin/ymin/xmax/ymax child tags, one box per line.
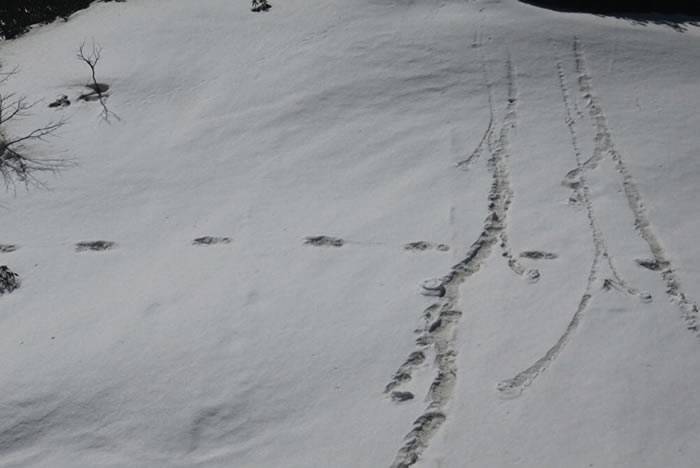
<box><xmin>1</xmin><ymin>1</ymin><xmax>699</xmax><ymax>467</ymax></box>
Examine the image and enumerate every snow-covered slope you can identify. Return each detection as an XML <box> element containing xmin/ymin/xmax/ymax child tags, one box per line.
<box><xmin>1</xmin><ymin>1</ymin><xmax>699</xmax><ymax>467</ymax></box>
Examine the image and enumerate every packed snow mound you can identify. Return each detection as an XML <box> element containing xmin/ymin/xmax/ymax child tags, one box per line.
<box><xmin>1</xmin><ymin>0</ymin><xmax>699</xmax><ymax>467</ymax></box>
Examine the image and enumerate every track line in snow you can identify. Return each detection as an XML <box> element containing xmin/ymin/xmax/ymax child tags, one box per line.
<box><xmin>489</xmin><ymin>57</ymin><xmax>539</xmax><ymax>283</ymax></box>
<box><xmin>456</xmin><ymin>33</ymin><xmax>493</xmax><ymax>171</ymax></box>
<box><xmin>455</xmin><ymin>63</ymin><xmax>494</xmax><ymax>171</ymax></box>
<box><xmin>572</xmin><ymin>38</ymin><xmax>699</xmax><ymax>333</ymax></box>
<box><xmin>497</xmin><ymin>57</ymin><xmax>605</xmax><ymax>398</ymax></box>
<box><xmin>387</xmin><ymin>55</ymin><xmax>522</xmax><ymax>468</ymax></box>
<box><xmin>497</xmin><ymin>38</ymin><xmax>683</xmax><ymax>398</ymax></box>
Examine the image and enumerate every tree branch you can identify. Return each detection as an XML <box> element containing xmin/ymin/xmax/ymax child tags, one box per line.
<box><xmin>77</xmin><ymin>40</ymin><xmax>118</xmax><ymax>122</ymax></box>
<box><xmin>0</xmin><ymin>69</ymin><xmax>71</xmax><ymax>190</ymax></box>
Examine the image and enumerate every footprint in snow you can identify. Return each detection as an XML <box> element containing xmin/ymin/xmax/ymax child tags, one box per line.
<box><xmin>0</xmin><ymin>244</ymin><xmax>18</xmax><ymax>254</ymax></box>
<box><xmin>635</xmin><ymin>258</ymin><xmax>667</xmax><ymax>271</ymax></box>
<box><xmin>193</xmin><ymin>236</ymin><xmax>232</xmax><ymax>246</ymax></box>
<box><xmin>390</xmin><ymin>391</ymin><xmax>415</xmax><ymax>403</ymax></box>
<box><xmin>304</xmin><ymin>236</ymin><xmax>345</xmax><ymax>247</ymax></box>
<box><xmin>404</xmin><ymin>241</ymin><xmax>450</xmax><ymax>252</ymax></box>
<box><xmin>519</xmin><ymin>250</ymin><xmax>558</xmax><ymax>260</ymax></box>
<box><xmin>75</xmin><ymin>241</ymin><xmax>117</xmax><ymax>252</ymax></box>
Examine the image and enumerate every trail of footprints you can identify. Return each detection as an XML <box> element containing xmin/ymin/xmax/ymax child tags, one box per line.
<box><xmin>2</xmin><ymin>38</ymin><xmax>697</xmax><ymax>468</ymax></box>
<box><xmin>386</xmin><ymin>55</ymin><xmax>527</xmax><ymax>468</ymax></box>
<box><xmin>386</xmin><ymin>38</ymin><xmax>700</xmax><ymax>466</ymax></box>
<box><xmin>0</xmin><ymin>237</ymin><xmax>233</xmax><ymax>255</ymax></box>
<box><xmin>303</xmin><ymin>236</ymin><xmax>452</xmax><ymax>252</ymax></box>
<box><xmin>497</xmin><ymin>38</ymin><xmax>699</xmax><ymax>399</ymax></box>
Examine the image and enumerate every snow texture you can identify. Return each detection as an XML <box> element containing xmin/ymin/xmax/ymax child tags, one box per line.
<box><xmin>1</xmin><ymin>0</ymin><xmax>699</xmax><ymax>467</ymax></box>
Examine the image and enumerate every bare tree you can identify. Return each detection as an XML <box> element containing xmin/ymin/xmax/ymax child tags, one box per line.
<box><xmin>0</xmin><ymin>68</ymin><xmax>69</xmax><ymax>190</ymax></box>
<box><xmin>77</xmin><ymin>40</ymin><xmax>118</xmax><ymax>122</ymax></box>
<box><xmin>0</xmin><ymin>66</ymin><xmax>72</xmax><ymax>296</ymax></box>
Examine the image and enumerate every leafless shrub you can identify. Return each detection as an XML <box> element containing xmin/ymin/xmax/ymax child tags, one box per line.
<box><xmin>0</xmin><ymin>68</ymin><xmax>69</xmax><ymax>190</ymax></box>
<box><xmin>77</xmin><ymin>40</ymin><xmax>118</xmax><ymax>122</ymax></box>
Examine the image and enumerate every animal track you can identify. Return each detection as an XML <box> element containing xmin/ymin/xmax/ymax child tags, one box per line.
<box><xmin>486</xmin><ymin>57</ymin><xmax>539</xmax><ymax>284</ymax></box>
<box><xmin>0</xmin><ymin>244</ymin><xmax>18</xmax><ymax>253</ymax></box>
<box><xmin>386</xmin><ymin>351</ymin><xmax>427</xmax><ymax>393</ymax></box>
<box><xmin>498</xmin><ymin>50</ymin><xmax>622</xmax><ymax>398</ymax></box>
<box><xmin>456</xmin><ymin>48</ymin><xmax>495</xmax><ymax>171</ymax></box>
<box><xmin>635</xmin><ymin>258</ymin><xmax>667</xmax><ymax>271</ymax></box>
<box><xmin>391</xmin><ymin>391</ymin><xmax>415</xmax><ymax>403</ymax></box>
<box><xmin>405</xmin><ymin>241</ymin><xmax>431</xmax><ymax>251</ymax></box>
<box><xmin>497</xmin><ymin>38</ymin><xmax>682</xmax><ymax>398</ymax></box>
<box><xmin>75</xmin><ymin>241</ymin><xmax>117</xmax><ymax>252</ymax></box>
<box><xmin>78</xmin><ymin>82</ymin><xmax>110</xmax><ymax>102</ymax></box>
<box><xmin>48</xmin><ymin>95</ymin><xmax>70</xmax><ymax>108</ymax></box>
<box><xmin>389</xmin><ymin>56</ymin><xmax>522</xmax><ymax>468</ymax></box>
<box><xmin>420</xmin><ymin>279</ymin><xmax>446</xmax><ymax>298</ymax></box>
<box><xmin>570</xmin><ymin>36</ymin><xmax>700</xmax><ymax>333</ymax></box>
<box><xmin>192</xmin><ymin>236</ymin><xmax>232</xmax><ymax>246</ymax></box>
<box><xmin>520</xmin><ymin>250</ymin><xmax>558</xmax><ymax>260</ymax></box>
<box><xmin>304</xmin><ymin>236</ymin><xmax>345</xmax><ymax>247</ymax></box>
<box><xmin>404</xmin><ymin>241</ymin><xmax>450</xmax><ymax>252</ymax></box>
<box><xmin>393</xmin><ymin>411</ymin><xmax>446</xmax><ymax>468</ymax></box>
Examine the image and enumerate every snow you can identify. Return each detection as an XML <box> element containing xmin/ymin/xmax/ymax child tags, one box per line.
<box><xmin>1</xmin><ymin>0</ymin><xmax>699</xmax><ymax>467</ymax></box>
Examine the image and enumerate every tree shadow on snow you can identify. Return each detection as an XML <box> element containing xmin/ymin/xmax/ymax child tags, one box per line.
<box><xmin>519</xmin><ymin>0</ymin><xmax>700</xmax><ymax>32</ymax></box>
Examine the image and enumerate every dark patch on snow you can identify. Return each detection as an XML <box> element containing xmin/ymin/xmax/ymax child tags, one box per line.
<box><xmin>75</xmin><ymin>240</ymin><xmax>116</xmax><ymax>252</ymax></box>
<box><xmin>1</xmin><ymin>1</ymin><xmax>127</xmax><ymax>40</ymax></box>
<box><xmin>78</xmin><ymin>83</ymin><xmax>110</xmax><ymax>102</ymax></box>
<box><xmin>304</xmin><ymin>236</ymin><xmax>344</xmax><ymax>247</ymax></box>
<box><xmin>48</xmin><ymin>95</ymin><xmax>70</xmax><ymax>108</ymax></box>
<box><xmin>520</xmin><ymin>250</ymin><xmax>558</xmax><ymax>260</ymax></box>
<box><xmin>0</xmin><ymin>265</ymin><xmax>19</xmax><ymax>295</ymax></box>
<box><xmin>404</xmin><ymin>241</ymin><xmax>431</xmax><ymax>251</ymax></box>
<box><xmin>0</xmin><ymin>244</ymin><xmax>18</xmax><ymax>253</ymax></box>
<box><xmin>404</xmin><ymin>241</ymin><xmax>450</xmax><ymax>252</ymax></box>
<box><xmin>251</xmin><ymin>0</ymin><xmax>271</xmax><ymax>12</ymax></box>
<box><xmin>391</xmin><ymin>391</ymin><xmax>415</xmax><ymax>403</ymax></box>
<box><xmin>635</xmin><ymin>258</ymin><xmax>667</xmax><ymax>271</ymax></box>
<box><xmin>193</xmin><ymin>236</ymin><xmax>232</xmax><ymax>246</ymax></box>
<box><xmin>519</xmin><ymin>1</ymin><xmax>700</xmax><ymax>32</ymax></box>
